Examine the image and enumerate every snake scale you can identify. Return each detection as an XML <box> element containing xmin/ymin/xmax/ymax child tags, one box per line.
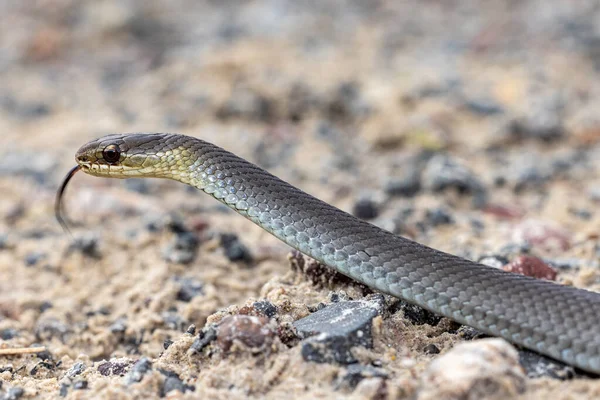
<box><xmin>56</xmin><ymin>133</ymin><xmax>600</xmax><ymax>374</ymax></box>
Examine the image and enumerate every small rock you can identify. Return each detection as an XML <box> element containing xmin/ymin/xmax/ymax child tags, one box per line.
<box><xmin>3</xmin><ymin>387</ymin><xmax>24</xmax><ymax>400</ymax></box>
<box><xmin>512</xmin><ymin>219</ymin><xmax>571</xmax><ymax>252</ymax></box>
<box><xmin>73</xmin><ymin>380</ymin><xmax>88</xmax><ymax>390</ymax></box>
<box><xmin>325</xmin><ymin>81</ymin><xmax>370</xmax><ymax>122</ymax></box>
<box><xmin>391</xmin><ymin>301</ymin><xmax>442</xmax><ymax>326</ymax></box>
<box><xmin>424</xmin><ymin>208</ymin><xmax>454</xmax><ymax>226</ymax></box>
<box><xmin>477</xmin><ymin>255</ymin><xmax>509</xmax><ymax>269</ymax></box>
<box><xmin>97</xmin><ymin>360</ymin><xmax>130</xmax><ymax>377</ymax></box>
<box><xmin>162</xmin><ymin>231</ymin><xmax>199</xmax><ymax>264</ymax></box>
<box><xmin>294</xmin><ymin>297</ymin><xmax>384</xmax><ymax>364</ymax></box>
<box><xmin>125</xmin><ymin>357</ymin><xmax>152</xmax><ymax>385</ymax></box>
<box><xmin>190</xmin><ymin>325</ymin><xmax>217</xmax><ymax>354</ymax></box>
<box><xmin>34</xmin><ymin>318</ymin><xmax>71</xmax><ymax>342</ymax></box>
<box><xmin>455</xmin><ymin>326</ymin><xmax>489</xmax><ymax>341</ymax></box>
<box><xmin>59</xmin><ymin>383</ymin><xmax>68</xmax><ymax>397</ymax></box>
<box><xmin>419</xmin><ymin>339</ymin><xmax>526</xmax><ymax>400</ymax></box>
<box><xmin>253</xmin><ymin>300</ymin><xmax>277</xmax><ymax>318</ymax></box>
<box><xmin>352</xmin><ymin>198</ymin><xmax>379</xmax><ymax>220</ymax></box>
<box><xmin>66</xmin><ymin>362</ymin><xmax>85</xmax><ymax>378</ymax></box>
<box><xmin>518</xmin><ymin>350</ymin><xmax>576</xmax><ymax>380</ymax></box>
<box><xmin>336</xmin><ymin>364</ymin><xmax>388</xmax><ymax>390</ymax></box>
<box><xmin>109</xmin><ymin>318</ymin><xmax>128</xmax><ymax>334</ymax></box>
<box><xmin>463</xmin><ymin>97</ymin><xmax>504</xmax><ymax>116</ymax></box>
<box><xmin>423</xmin><ymin>344</ymin><xmax>440</xmax><ymax>354</ymax></box>
<box><xmin>186</xmin><ymin>325</ymin><xmax>196</xmax><ymax>335</ymax></box>
<box><xmin>25</xmin><ymin>252</ymin><xmax>45</xmax><ymax>267</ymax></box>
<box><xmin>160</xmin><ymin>371</ymin><xmax>194</xmax><ymax>396</ymax></box>
<box><xmin>67</xmin><ymin>234</ymin><xmax>101</xmax><ymax>258</ymax></box>
<box><xmin>174</xmin><ymin>277</ymin><xmax>203</xmax><ymax>302</ymax></box>
<box><xmin>163</xmin><ymin>339</ymin><xmax>173</xmax><ymax>350</ymax></box>
<box><xmin>509</xmin><ymin>94</ymin><xmax>564</xmax><ymax>142</ymax></box>
<box><xmin>502</xmin><ymin>256</ymin><xmax>557</xmax><ymax>281</ymax></box>
<box><xmin>0</xmin><ymin>329</ymin><xmax>18</xmax><ymax>340</ymax></box>
<box><xmin>216</xmin><ymin>315</ymin><xmax>274</xmax><ymax>353</ymax></box>
<box><xmin>422</xmin><ymin>154</ymin><xmax>487</xmax><ymax>206</ymax></box>
<box><xmin>220</xmin><ymin>233</ymin><xmax>252</xmax><ymax>262</ymax></box>
<box><xmin>161</xmin><ymin>312</ymin><xmax>187</xmax><ymax>331</ymax></box>
<box><xmin>385</xmin><ymin>168</ymin><xmax>422</xmax><ymax>197</ymax></box>
<box><xmin>216</xmin><ymin>87</ymin><xmax>274</xmax><ymax>122</ymax></box>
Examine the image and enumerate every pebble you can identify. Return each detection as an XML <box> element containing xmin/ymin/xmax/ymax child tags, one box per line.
<box><xmin>97</xmin><ymin>360</ymin><xmax>130</xmax><ymax>377</ymax></box>
<box><xmin>509</xmin><ymin>94</ymin><xmax>564</xmax><ymax>142</ymax></box>
<box><xmin>109</xmin><ymin>318</ymin><xmax>128</xmax><ymax>334</ymax></box>
<box><xmin>294</xmin><ymin>296</ymin><xmax>384</xmax><ymax>364</ymax></box>
<box><xmin>160</xmin><ymin>372</ymin><xmax>194</xmax><ymax>396</ymax></box>
<box><xmin>34</xmin><ymin>318</ymin><xmax>71</xmax><ymax>342</ymax></box>
<box><xmin>286</xmin><ymin>82</ymin><xmax>318</xmax><ymax>122</ymax></box>
<box><xmin>325</xmin><ymin>81</ymin><xmax>370</xmax><ymax>122</ymax></box>
<box><xmin>336</xmin><ymin>364</ymin><xmax>388</xmax><ymax>390</ymax></box>
<box><xmin>216</xmin><ymin>87</ymin><xmax>274</xmax><ymax>122</ymax></box>
<box><xmin>518</xmin><ymin>350</ymin><xmax>576</xmax><ymax>380</ymax></box>
<box><xmin>502</xmin><ymin>255</ymin><xmax>557</xmax><ymax>281</ymax></box>
<box><xmin>512</xmin><ymin>219</ymin><xmax>571</xmax><ymax>251</ymax></box>
<box><xmin>423</xmin><ymin>344</ymin><xmax>440</xmax><ymax>354</ymax></box>
<box><xmin>477</xmin><ymin>255</ymin><xmax>509</xmax><ymax>269</ymax></box>
<box><xmin>422</xmin><ymin>154</ymin><xmax>487</xmax><ymax>207</ymax></box>
<box><xmin>253</xmin><ymin>300</ymin><xmax>278</xmax><ymax>318</ymax></box>
<box><xmin>424</xmin><ymin>207</ymin><xmax>455</xmax><ymax>226</ymax></box>
<box><xmin>67</xmin><ymin>234</ymin><xmax>101</xmax><ymax>258</ymax></box>
<box><xmin>65</xmin><ymin>362</ymin><xmax>86</xmax><ymax>378</ymax></box>
<box><xmin>1</xmin><ymin>387</ymin><xmax>24</xmax><ymax>400</ymax></box>
<box><xmin>73</xmin><ymin>380</ymin><xmax>88</xmax><ymax>390</ymax></box>
<box><xmin>0</xmin><ymin>329</ymin><xmax>18</xmax><ymax>340</ymax></box>
<box><xmin>162</xmin><ymin>231</ymin><xmax>199</xmax><ymax>264</ymax></box>
<box><xmin>174</xmin><ymin>277</ymin><xmax>204</xmax><ymax>302</ymax></box>
<box><xmin>391</xmin><ymin>300</ymin><xmax>442</xmax><ymax>326</ymax></box>
<box><xmin>125</xmin><ymin>357</ymin><xmax>152</xmax><ymax>385</ymax></box>
<box><xmin>163</xmin><ymin>339</ymin><xmax>173</xmax><ymax>350</ymax></box>
<box><xmin>216</xmin><ymin>315</ymin><xmax>274</xmax><ymax>352</ymax></box>
<box><xmin>24</xmin><ymin>252</ymin><xmax>45</xmax><ymax>267</ymax></box>
<box><xmin>220</xmin><ymin>233</ymin><xmax>252</xmax><ymax>262</ymax></box>
<box><xmin>190</xmin><ymin>325</ymin><xmax>217</xmax><ymax>354</ymax></box>
<box><xmin>352</xmin><ymin>198</ymin><xmax>379</xmax><ymax>220</ymax></box>
<box><xmin>385</xmin><ymin>168</ymin><xmax>422</xmax><ymax>197</ymax></box>
<box><xmin>419</xmin><ymin>339</ymin><xmax>526</xmax><ymax>400</ymax></box>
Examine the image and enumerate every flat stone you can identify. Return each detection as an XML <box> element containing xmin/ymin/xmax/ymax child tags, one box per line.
<box><xmin>294</xmin><ymin>296</ymin><xmax>384</xmax><ymax>364</ymax></box>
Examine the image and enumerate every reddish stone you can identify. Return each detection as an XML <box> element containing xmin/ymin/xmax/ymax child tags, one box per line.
<box><xmin>512</xmin><ymin>219</ymin><xmax>571</xmax><ymax>251</ymax></box>
<box><xmin>216</xmin><ymin>315</ymin><xmax>274</xmax><ymax>352</ymax></box>
<box><xmin>502</xmin><ymin>256</ymin><xmax>557</xmax><ymax>281</ymax></box>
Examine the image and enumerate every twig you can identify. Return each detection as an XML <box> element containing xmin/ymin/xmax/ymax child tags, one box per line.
<box><xmin>0</xmin><ymin>346</ymin><xmax>46</xmax><ymax>355</ymax></box>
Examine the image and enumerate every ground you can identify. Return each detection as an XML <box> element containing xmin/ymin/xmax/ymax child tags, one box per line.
<box><xmin>0</xmin><ymin>1</ymin><xmax>600</xmax><ymax>399</ymax></box>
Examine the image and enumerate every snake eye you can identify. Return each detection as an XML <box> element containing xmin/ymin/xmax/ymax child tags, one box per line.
<box><xmin>102</xmin><ymin>144</ymin><xmax>121</xmax><ymax>164</ymax></box>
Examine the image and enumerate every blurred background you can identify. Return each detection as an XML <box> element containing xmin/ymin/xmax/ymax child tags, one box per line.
<box><xmin>0</xmin><ymin>1</ymin><xmax>599</xmax><ymax>398</ymax></box>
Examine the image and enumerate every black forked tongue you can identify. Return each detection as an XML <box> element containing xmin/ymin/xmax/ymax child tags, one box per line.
<box><xmin>55</xmin><ymin>165</ymin><xmax>81</xmax><ymax>236</ymax></box>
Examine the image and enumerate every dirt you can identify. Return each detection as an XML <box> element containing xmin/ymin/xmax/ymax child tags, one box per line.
<box><xmin>1</xmin><ymin>1</ymin><xmax>599</xmax><ymax>399</ymax></box>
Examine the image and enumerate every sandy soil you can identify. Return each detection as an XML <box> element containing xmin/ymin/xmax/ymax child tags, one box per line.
<box><xmin>1</xmin><ymin>1</ymin><xmax>600</xmax><ymax>399</ymax></box>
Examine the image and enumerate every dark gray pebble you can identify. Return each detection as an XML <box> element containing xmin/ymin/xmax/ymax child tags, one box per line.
<box><xmin>190</xmin><ymin>325</ymin><xmax>217</xmax><ymax>354</ymax></box>
<box><xmin>294</xmin><ymin>297</ymin><xmax>384</xmax><ymax>364</ymax></box>
<box><xmin>518</xmin><ymin>350</ymin><xmax>576</xmax><ymax>380</ymax></box>
<box><xmin>336</xmin><ymin>364</ymin><xmax>388</xmax><ymax>390</ymax></box>
<box><xmin>161</xmin><ymin>312</ymin><xmax>187</xmax><ymax>331</ymax></box>
<box><xmin>424</xmin><ymin>344</ymin><xmax>440</xmax><ymax>354</ymax></box>
<box><xmin>253</xmin><ymin>300</ymin><xmax>277</xmax><ymax>318</ymax></box>
<box><xmin>390</xmin><ymin>301</ymin><xmax>442</xmax><ymax>326</ymax></box>
<box><xmin>425</xmin><ymin>208</ymin><xmax>454</xmax><ymax>227</ymax></box>
<box><xmin>25</xmin><ymin>252</ymin><xmax>45</xmax><ymax>267</ymax></box>
<box><xmin>325</xmin><ymin>81</ymin><xmax>370</xmax><ymax>122</ymax></box>
<box><xmin>66</xmin><ymin>362</ymin><xmax>86</xmax><ymax>378</ymax></box>
<box><xmin>385</xmin><ymin>168</ymin><xmax>422</xmax><ymax>198</ymax></box>
<box><xmin>109</xmin><ymin>318</ymin><xmax>127</xmax><ymax>334</ymax></box>
<box><xmin>160</xmin><ymin>370</ymin><xmax>195</xmax><ymax>396</ymax></box>
<box><xmin>162</xmin><ymin>231</ymin><xmax>199</xmax><ymax>264</ymax></box>
<box><xmin>163</xmin><ymin>339</ymin><xmax>173</xmax><ymax>350</ymax></box>
<box><xmin>174</xmin><ymin>277</ymin><xmax>203</xmax><ymax>302</ymax></box>
<box><xmin>126</xmin><ymin>357</ymin><xmax>152</xmax><ymax>385</ymax></box>
<box><xmin>0</xmin><ymin>328</ymin><xmax>18</xmax><ymax>340</ymax></box>
<box><xmin>67</xmin><ymin>235</ymin><xmax>101</xmax><ymax>258</ymax></box>
<box><xmin>422</xmin><ymin>154</ymin><xmax>487</xmax><ymax>207</ymax></box>
<box><xmin>98</xmin><ymin>361</ymin><xmax>130</xmax><ymax>377</ymax></box>
<box><xmin>59</xmin><ymin>383</ymin><xmax>69</xmax><ymax>397</ymax></box>
<box><xmin>220</xmin><ymin>233</ymin><xmax>252</xmax><ymax>262</ymax></box>
<box><xmin>352</xmin><ymin>198</ymin><xmax>379</xmax><ymax>220</ymax></box>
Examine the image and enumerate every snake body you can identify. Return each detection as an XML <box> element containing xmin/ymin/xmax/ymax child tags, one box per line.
<box><xmin>67</xmin><ymin>133</ymin><xmax>600</xmax><ymax>373</ymax></box>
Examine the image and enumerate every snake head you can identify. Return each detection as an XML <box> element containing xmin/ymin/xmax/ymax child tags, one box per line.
<box><xmin>75</xmin><ymin>133</ymin><xmax>173</xmax><ymax>178</ymax></box>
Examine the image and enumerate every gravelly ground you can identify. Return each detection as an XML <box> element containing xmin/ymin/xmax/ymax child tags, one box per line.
<box><xmin>1</xmin><ymin>1</ymin><xmax>600</xmax><ymax>399</ymax></box>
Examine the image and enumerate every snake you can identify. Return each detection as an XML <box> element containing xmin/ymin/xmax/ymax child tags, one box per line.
<box><xmin>56</xmin><ymin>133</ymin><xmax>600</xmax><ymax>374</ymax></box>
